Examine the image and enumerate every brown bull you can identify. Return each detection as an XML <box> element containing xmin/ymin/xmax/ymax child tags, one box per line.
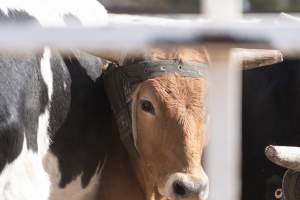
<box><xmin>96</xmin><ymin>47</ymin><xmax>209</xmax><ymax>200</ymax></box>
<box><xmin>94</xmin><ymin>47</ymin><xmax>282</xmax><ymax>200</ymax></box>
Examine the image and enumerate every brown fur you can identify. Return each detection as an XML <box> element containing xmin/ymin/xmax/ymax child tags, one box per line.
<box><xmin>131</xmin><ymin>75</ymin><xmax>208</xmax><ymax>199</ymax></box>
<box><xmin>149</xmin><ymin>47</ymin><xmax>209</xmax><ymax>64</ymax></box>
<box><xmin>96</xmin><ymin>141</ymin><xmax>145</xmax><ymax>200</ymax></box>
<box><xmin>98</xmin><ymin>47</ymin><xmax>209</xmax><ymax>200</ymax></box>
<box><xmin>122</xmin><ymin>46</ymin><xmax>209</xmax><ymax>66</ymax></box>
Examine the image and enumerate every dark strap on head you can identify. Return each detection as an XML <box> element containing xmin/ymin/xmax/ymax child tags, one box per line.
<box><xmin>119</xmin><ymin>60</ymin><xmax>207</xmax><ymax>84</ymax></box>
<box><xmin>103</xmin><ymin>60</ymin><xmax>208</xmax><ymax>159</ymax></box>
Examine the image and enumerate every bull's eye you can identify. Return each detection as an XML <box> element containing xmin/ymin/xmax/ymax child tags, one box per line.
<box><xmin>140</xmin><ymin>100</ymin><xmax>155</xmax><ymax>115</ymax></box>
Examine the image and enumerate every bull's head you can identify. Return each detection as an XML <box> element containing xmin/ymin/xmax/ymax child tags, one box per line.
<box><xmin>94</xmin><ymin>46</ymin><xmax>282</xmax><ymax>200</ymax></box>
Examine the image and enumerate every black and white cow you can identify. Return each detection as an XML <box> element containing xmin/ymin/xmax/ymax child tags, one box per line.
<box><xmin>0</xmin><ymin>1</ymin><xmax>109</xmax><ymax>200</ymax></box>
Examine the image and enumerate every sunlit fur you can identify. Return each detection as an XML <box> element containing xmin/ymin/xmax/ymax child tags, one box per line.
<box><xmin>94</xmin><ymin>47</ymin><xmax>209</xmax><ymax>66</ymax></box>
<box><xmin>128</xmin><ymin>47</ymin><xmax>209</xmax><ymax>200</ymax></box>
<box><xmin>96</xmin><ymin>47</ymin><xmax>210</xmax><ymax>200</ymax></box>
<box><xmin>148</xmin><ymin>47</ymin><xmax>209</xmax><ymax>64</ymax></box>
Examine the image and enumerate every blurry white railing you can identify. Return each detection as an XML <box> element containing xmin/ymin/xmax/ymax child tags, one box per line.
<box><xmin>1</xmin><ymin>19</ymin><xmax>300</xmax><ymax>55</ymax></box>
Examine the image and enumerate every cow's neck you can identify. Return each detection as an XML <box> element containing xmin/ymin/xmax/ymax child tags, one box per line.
<box><xmin>129</xmin><ymin>156</ymin><xmax>165</xmax><ymax>200</ymax></box>
<box><xmin>97</xmin><ymin>139</ymin><xmax>144</xmax><ymax>200</ymax></box>
<box><xmin>98</xmin><ymin>139</ymin><xmax>165</xmax><ymax>200</ymax></box>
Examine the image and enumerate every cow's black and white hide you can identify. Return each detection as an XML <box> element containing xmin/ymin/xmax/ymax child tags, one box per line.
<box><xmin>44</xmin><ymin>52</ymin><xmax>113</xmax><ymax>200</ymax></box>
<box><xmin>0</xmin><ymin>1</ymin><xmax>108</xmax><ymax>200</ymax></box>
<box><xmin>0</xmin><ymin>0</ymin><xmax>107</xmax><ymax>27</ymax></box>
<box><xmin>0</xmin><ymin>49</ymin><xmax>58</xmax><ymax>200</ymax></box>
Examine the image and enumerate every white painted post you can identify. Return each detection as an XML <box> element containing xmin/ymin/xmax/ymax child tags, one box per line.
<box><xmin>206</xmin><ymin>44</ymin><xmax>242</xmax><ymax>200</ymax></box>
<box><xmin>202</xmin><ymin>0</ymin><xmax>242</xmax><ymax>20</ymax></box>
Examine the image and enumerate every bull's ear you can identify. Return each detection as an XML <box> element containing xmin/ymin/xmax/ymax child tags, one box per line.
<box><xmin>265</xmin><ymin>145</ymin><xmax>300</xmax><ymax>172</ymax></box>
<box><xmin>232</xmin><ymin>48</ymin><xmax>283</xmax><ymax>70</ymax></box>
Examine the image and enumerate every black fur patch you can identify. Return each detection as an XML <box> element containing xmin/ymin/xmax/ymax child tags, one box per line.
<box><xmin>50</xmin><ymin>52</ymin><xmax>113</xmax><ymax>188</ymax></box>
<box><xmin>0</xmin><ymin>53</ymin><xmax>48</xmax><ymax>172</ymax></box>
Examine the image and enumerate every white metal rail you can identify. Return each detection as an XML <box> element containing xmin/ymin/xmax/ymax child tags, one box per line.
<box><xmin>1</xmin><ymin>21</ymin><xmax>300</xmax><ymax>55</ymax></box>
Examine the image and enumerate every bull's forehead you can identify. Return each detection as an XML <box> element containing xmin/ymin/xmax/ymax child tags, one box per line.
<box><xmin>141</xmin><ymin>74</ymin><xmax>208</xmax><ymax>120</ymax></box>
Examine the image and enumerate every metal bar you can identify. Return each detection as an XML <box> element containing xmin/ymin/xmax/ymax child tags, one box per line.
<box><xmin>1</xmin><ymin>22</ymin><xmax>300</xmax><ymax>54</ymax></box>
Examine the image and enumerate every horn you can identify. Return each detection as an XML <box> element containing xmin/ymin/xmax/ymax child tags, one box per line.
<box><xmin>265</xmin><ymin>145</ymin><xmax>300</xmax><ymax>171</ymax></box>
<box><xmin>87</xmin><ymin>50</ymin><xmax>124</xmax><ymax>64</ymax></box>
<box><xmin>233</xmin><ymin>48</ymin><xmax>283</xmax><ymax>70</ymax></box>
<box><xmin>87</xmin><ymin>50</ymin><xmax>145</xmax><ymax>66</ymax></box>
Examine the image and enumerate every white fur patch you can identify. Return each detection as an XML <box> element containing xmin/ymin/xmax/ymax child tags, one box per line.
<box><xmin>41</xmin><ymin>48</ymin><xmax>53</xmax><ymax>102</ymax></box>
<box><xmin>0</xmin><ymin>138</ymin><xmax>51</xmax><ymax>200</ymax></box>
<box><xmin>43</xmin><ymin>152</ymin><xmax>106</xmax><ymax>200</ymax></box>
<box><xmin>158</xmin><ymin>173</ymin><xmax>209</xmax><ymax>200</ymax></box>
<box><xmin>0</xmin><ymin>0</ymin><xmax>108</xmax><ymax>27</ymax></box>
<box><xmin>37</xmin><ymin>47</ymin><xmax>53</xmax><ymax>158</ymax></box>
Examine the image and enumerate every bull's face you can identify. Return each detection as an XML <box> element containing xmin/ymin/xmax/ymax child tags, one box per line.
<box><xmin>130</xmin><ymin>74</ymin><xmax>209</xmax><ymax>200</ymax></box>
<box><xmin>96</xmin><ymin>47</ymin><xmax>282</xmax><ymax>200</ymax></box>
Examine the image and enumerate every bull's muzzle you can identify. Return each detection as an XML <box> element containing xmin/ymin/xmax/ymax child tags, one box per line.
<box><xmin>159</xmin><ymin>173</ymin><xmax>209</xmax><ymax>200</ymax></box>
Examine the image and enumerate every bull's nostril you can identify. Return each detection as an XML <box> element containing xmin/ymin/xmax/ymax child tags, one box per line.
<box><xmin>173</xmin><ymin>181</ymin><xmax>187</xmax><ymax>196</ymax></box>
